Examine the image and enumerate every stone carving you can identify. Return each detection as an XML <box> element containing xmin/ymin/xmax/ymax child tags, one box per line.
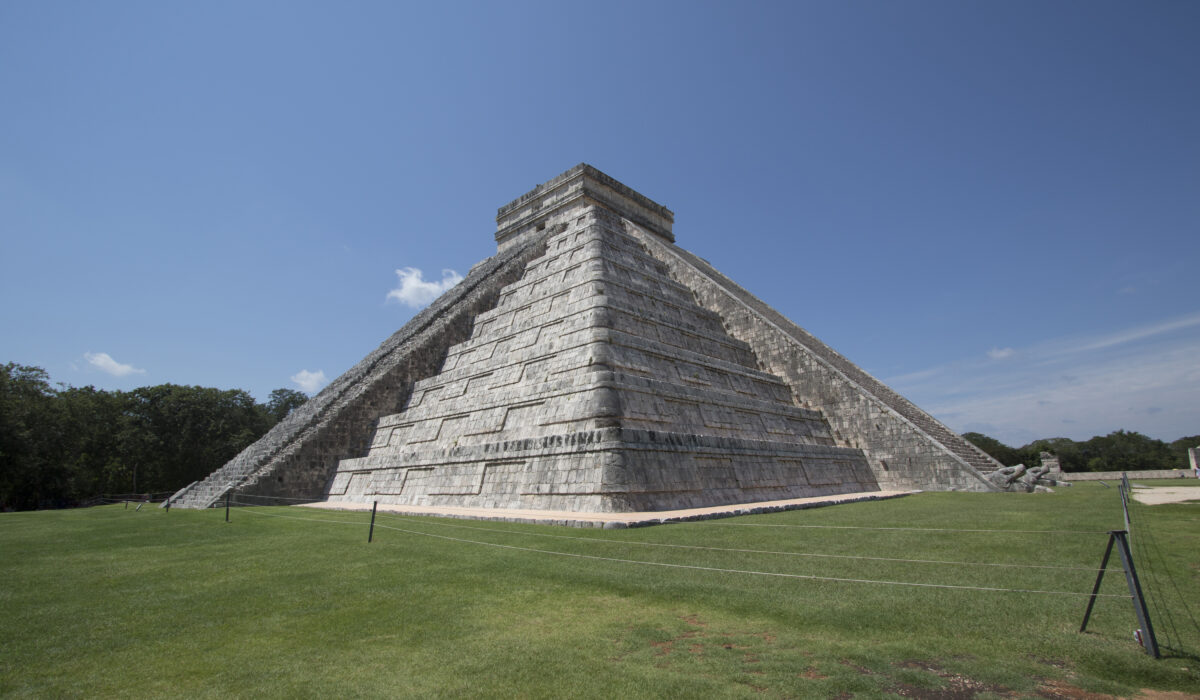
<box><xmin>984</xmin><ymin>462</ymin><xmax>1069</xmax><ymax>493</ymax></box>
<box><xmin>1040</xmin><ymin>451</ymin><xmax>1062</xmax><ymax>477</ymax></box>
<box><xmin>178</xmin><ymin>164</ymin><xmax>1006</xmax><ymax>512</ymax></box>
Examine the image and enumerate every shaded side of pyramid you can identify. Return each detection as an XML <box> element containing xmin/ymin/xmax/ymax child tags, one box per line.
<box><xmin>326</xmin><ymin>183</ymin><xmax>879</xmax><ymax>512</ymax></box>
<box><xmin>624</xmin><ymin>223</ymin><xmax>1001</xmax><ymax>492</ymax></box>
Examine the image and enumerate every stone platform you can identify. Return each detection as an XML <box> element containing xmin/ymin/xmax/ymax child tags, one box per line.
<box><xmin>300</xmin><ymin>489</ymin><xmax>914</xmax><ymax>528</ymax></box>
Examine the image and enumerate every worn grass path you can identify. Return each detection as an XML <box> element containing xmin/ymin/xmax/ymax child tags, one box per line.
<box><xmin>2</xmin><ymin>482</ymin><xmax>1198</xmax><ymax>698</ymax></box>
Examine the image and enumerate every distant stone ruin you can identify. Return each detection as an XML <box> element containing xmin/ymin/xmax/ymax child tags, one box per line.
<box><xmin>985</xmin><ymin>464</ymin><xmax>1067</xmax><ymax>493</ymax></box>
<box><xmin>173</xmin><ymin>165</ymin><xmax>1003</xmax><ymax>512</ymax></box>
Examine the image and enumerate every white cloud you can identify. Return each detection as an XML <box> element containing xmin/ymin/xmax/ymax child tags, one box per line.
<box><xmin>1050</xmin><ymin>312</ymin><xmax>1200</xmax><ymax>356</ymax></box>
<box><xmin>386</xmin><ymin>267</ymin><xmax>463</xmax><ymax>308</ymax></box>
<box><xmin>887</xmin><ymin>311</ymin><xmax>1200</xmax><ymax>444</ymax></box>
<box><xmin>84</xmin><ymin>352</ymin><xmax>145</xmax><ymax>377</ymax></box>
<box><xmin>291</xmin><ymin>369</ymin><xmax>328</xmax><ymax>394</ymax></box>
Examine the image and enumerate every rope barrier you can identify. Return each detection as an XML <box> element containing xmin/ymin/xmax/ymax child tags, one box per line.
<box><xmin>685</xmin><ymin>522</ymin><xmax>1113</xmax><ymax>535</ymax></box>
<box><xmin>372</xmin><ymin>511</ymin><xmax>1112</xmax><ymax>573</ymax></box>
<box><xmin>224</xmin><ymin>493</ymin><xmax>1113</xmax><ymax>535</ymax></box>
<box><xmin>370</xmin><ymin>520</ymin><xmax>1130</xmax><ymax>598</ymax></box>
<box><xmin>1126</xmin><ymin>492</ymin><xmax>1200</xmax><ymax>653</ymax></box>
<box><xmin>221</xmin><ymin>496</ymin><xmax>1130</xmax><ymax>597</ymax></box>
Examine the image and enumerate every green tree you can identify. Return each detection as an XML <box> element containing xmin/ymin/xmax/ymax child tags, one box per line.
<box><xmin>56</xmin><ymin>385</ymin><xmax>128</xmax><ymax>497</ymax></box>
<box><xmin>1</xmin><ymin>363</ymin><xmax>286</xmax><ymax>510</ymax></box>
<box><xmin>119</xmin><ymin>384</ymin><xmax>271</xmax><ymax>492</ymax></box>
<box><xmin>1076</xmin><ymin>430</ymin><xmax>1174</xmax><ymax>472</ymax></box>
<box><xmin>962</xmin><ymin>432</ymin><xmax>1022</xmax><ymax>466</ymax></box>
<box><xmin>266</xmin><ymin>388</ymin><xmax>309</xmax><ymax>424</ymax></box>
<box><xmin>0</xmin><ymin>363</ymin><xmax>67</xmax><ymax>509</ymax></box>
<box><xmin>1169</xmin><ymin>435</ymin><xmax>1200</xmax><ymax>468</ymax></box>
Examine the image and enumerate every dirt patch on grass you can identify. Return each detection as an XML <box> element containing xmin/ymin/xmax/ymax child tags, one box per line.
<box><xmin>681</xmin><ymin>614</ymin><xmax>708</xmax><ymax>628</ymax></box>
<box><xmin>891</xmin><ymin>660</ymin><xmax>1008</xmax><ymax>699</ymax></box>
<box><xmin>840</xmin><ymin>659</ymin><xmax>874</xmax><ymax>675</ymax></box>
<box><xmin>1034</xmin><ymin>679</ymin><xmax>1117</xmax><ymax>699</ymax></box>
<box><xmin>1027</xmin><ymin>655</ymin><xmax>1072</xmax><ymax>671</ymax></box>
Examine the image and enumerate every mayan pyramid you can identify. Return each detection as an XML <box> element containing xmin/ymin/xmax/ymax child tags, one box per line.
<box><xmin>173</xmin><ymin>165</ymin><xmax>1001</xmax><ymax>511</ymax></box>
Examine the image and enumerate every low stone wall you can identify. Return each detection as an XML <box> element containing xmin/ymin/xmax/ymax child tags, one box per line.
<box><xmin>1061</xmin><ymin>470</ymin><xmax>1197</xmax><ymax>481</ymax></box>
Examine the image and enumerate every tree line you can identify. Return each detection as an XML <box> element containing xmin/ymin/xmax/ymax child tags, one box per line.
<box><xmin>0</xmin><ymin>362</ymin><xmax>308</xmax><ymax>511</ymax></box>
<box><xmin>964</xmin><ymin>430</ymin><xmax>1198</xmax><ymax>473</ymax></box>
<box><xmin>5</xmin><ymin>360</ymin><xmax>1197</xmax><ymax>510</ymax></box>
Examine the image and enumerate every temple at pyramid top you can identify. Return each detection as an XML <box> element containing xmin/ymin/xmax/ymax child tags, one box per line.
<box><xmin>495</xmin><ymin>164</ymin><xmax>675</xmax><ymax>251</ymax></box>
<box><xmin>171</xmin><ymin>164</ymin><xmax>1003</xmax><ymax>514</ymax></box>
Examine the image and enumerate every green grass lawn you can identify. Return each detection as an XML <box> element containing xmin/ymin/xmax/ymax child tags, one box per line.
<box><xmin>2</xmin><ymin>482</ymin><xmax>1198</xmax><ymax>698</ymax></box>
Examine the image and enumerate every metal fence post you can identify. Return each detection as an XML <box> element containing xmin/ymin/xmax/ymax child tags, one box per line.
<box><xmin>1080</xmin><ymin>532</ymin><xmax>1117</xmax><ymax>634</ymax></box>
<box><xmin>1113</xmin><ymin>530</ymin><xmax>1160</xmax><ymax>658</ymax></box>
<box><xmin>1120</xmin><ymin>472</ymin><xmax>1131</xmax><ymax>538</ymax></box>
<box><xmin>225</xmin><ymin>491</ymin><xmax>231</xmax><ymax>522</ymax></box>
<box><xmin>368</xmin><ymin>501</ymin><xmax>378</xmax><ymax>543</ymax></box>
<box><xmin>1079</xmin><ymin>530</ymin><xmax>1160</xmax><ymax>658</ymax></box>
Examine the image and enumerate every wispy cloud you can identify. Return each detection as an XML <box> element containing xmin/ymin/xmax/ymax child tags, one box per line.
<box><xmin>291</xmin><ymin>369</ymin><xmax>328</xmax><ymax>394</ymax></box>
<box><xmin>386</xmin><ymin>267</ymin><xmax>462</xmax><ymax>308</ymax></box>
<box><xmin>887</xmin><ymin>311</ymin><xmax>1200</xmax><ymax>445</ymax></box>
<box><xmin>84</xmin><ymin>352</ymin><xmax>145</xmax><ymax>377</ymax></box>
<box><xmin>1047</xmin><ymin>312</ymin><xmax>1200</xmax><ymax>356</ymax></box>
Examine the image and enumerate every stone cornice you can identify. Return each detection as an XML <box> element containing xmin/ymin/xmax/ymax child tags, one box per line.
<box><xmin>495</xmin><ymin>164</ymin><xmax>674</xmax><ymax>249</ymax></box>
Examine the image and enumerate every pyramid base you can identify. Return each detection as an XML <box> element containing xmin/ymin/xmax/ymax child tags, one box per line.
<box><xmin>325</xmin><ymin>427</ymin><xmax>880</xmax><ymax>513</ymax></box>
<box><xmin>301</xmin><ymin>489</ymin><xmax>913</xmax><ymax>528</ymax></box>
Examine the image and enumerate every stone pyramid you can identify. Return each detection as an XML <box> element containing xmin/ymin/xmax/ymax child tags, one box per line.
<box><xmin>173</xmin><ymin>165</ymin><xmax>1000</xmax><ymax>511</ymax></box>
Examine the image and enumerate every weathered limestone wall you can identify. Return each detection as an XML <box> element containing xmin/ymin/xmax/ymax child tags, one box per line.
<box><xmin>331</xmin><ymin>426</ymin><xmax>877</xmax><ymax>512</ymax></box>
<box><xmin>629</xmin><ymin>223</ymin><xmax>1000</xmax><ymax>493</ymax></box>
<box><xmin>171</xmin><ymin>234</ymin><xmax>549</xmax><ymax>508</ymax></box>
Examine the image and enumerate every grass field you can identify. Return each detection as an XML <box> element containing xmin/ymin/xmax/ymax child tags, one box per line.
<box><xmin>2</xmin><ymin>482</ymin><xmax>1198</xmax><ymax>698</ymax></box>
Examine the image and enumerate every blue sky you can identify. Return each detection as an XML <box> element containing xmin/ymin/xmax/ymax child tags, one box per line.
<box><xmin>2</xmin><ymin>1</ymin><xmax>1197</xmax><ymax>447</ymax></box>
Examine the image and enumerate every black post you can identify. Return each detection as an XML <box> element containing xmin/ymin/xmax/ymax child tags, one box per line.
<box><xmin>1113</xmin><ymin>530</ymin><xmax>1160</xmax><ymax>658</ymax></box>
<box><xmin>368</xmin><ymin>501</ymin><xmax>378</xmax><ymax>543</ymax></box>
<box><xmin>1078</xmin><ymin>530</ymin><xmax>1160</xmax><ymax>658</ymax></box>
<box><xmin>1080</xmin><ymin>532</ymin><xmax>1117</xmax><ymax>633</ymax></box>
<box><xmin>225</xmin><ymin>491</ymin><xmax>231</xmax><ymax>523</ymax></box>
<box><xmin>1120</xmin><ymin>472</ymin><xmax>1131</xmax><ymax>537</ymax></box>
